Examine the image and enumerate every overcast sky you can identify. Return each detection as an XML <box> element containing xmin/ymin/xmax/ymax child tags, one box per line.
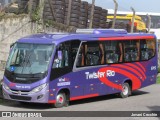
<box><xmin>84</xmin><ymin>0</ymin><xmax>160</xmax><ymax>13</ymax></box>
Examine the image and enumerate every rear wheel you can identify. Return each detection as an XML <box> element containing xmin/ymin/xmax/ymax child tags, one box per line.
<box><xmin>120</xmin><ymin>83</ymin><xmax>131</xmax><ymax>98</ymax></box>
<box><xmin>54</xmin><ymin>92</ymin><xmax>69</xmax><ymax>108</ymax></box>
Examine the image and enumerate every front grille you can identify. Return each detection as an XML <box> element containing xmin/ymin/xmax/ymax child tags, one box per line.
<box><xmin>10</xmin><ymin>89</ymin><xmax>30</xmax><ymax>92</ymax></box>
<box><xmin>9</xmin><ymin>95</ymin><xmax>31</xmax><ymax>101</ymax></box>
<box><xmin>9</xmin><ymin>89</ymin><xmax>30</xmax><ymax>95</ymax></box>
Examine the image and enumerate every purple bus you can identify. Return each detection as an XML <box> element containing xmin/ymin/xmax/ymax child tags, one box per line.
<box><xmin>2</xmin><ymin>29</ymin><xmax>158</xmax><ymax>108</ymax></box>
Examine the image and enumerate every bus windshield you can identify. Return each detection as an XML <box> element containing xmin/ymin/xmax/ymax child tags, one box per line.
<box><xmin>6</xmin><ymin>43</ymin><xmax>54</xmax><ymax>74</ymax></box>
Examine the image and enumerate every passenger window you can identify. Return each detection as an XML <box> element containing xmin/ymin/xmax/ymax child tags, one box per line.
<box><xmin>140</xmin><ymin>39</ymin><xmax>155</xmax><ymax>60</ymax></box>
<box><xmin>105</xmin><ymin>41</ymin><xmax>122</xmax><ymax>63</ymax></box>
<box><xmin>76</xmin><ymin>42</ymin><xmax>104</xmax><ymax>67</ymax></box>
<box><xmin>85</xmin><ymin>42</ymin><xmax>101</xmax><ymax>66</ymax></box>
<box><xmin>52</xmin><ymin>43</ymin><xmax>69</xmax><ymax>68</ymax></box>
<box><xmin>124</xmin><ymin>40</ymin><xmax>140</xmax><ymax>62</ymax></box>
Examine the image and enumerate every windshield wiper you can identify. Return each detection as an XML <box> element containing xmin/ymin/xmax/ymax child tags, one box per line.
<box><xmin>21</xmin><ymin>52</ymin><xmax>32</xmax><ymax>74</ymax></box>
<box><xmin>10</xmin><ymin>63</ymin><xmax>21</xmax><ymax>67</ymax></box>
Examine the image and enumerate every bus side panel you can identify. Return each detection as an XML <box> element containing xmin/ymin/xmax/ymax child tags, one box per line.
<box><xmin>48</xmin><ymin>56</ymin><xmax>157</xmax><ymax>102</ymax></box>
<box><xmin>140</xmin><ymin>57</ymin><xmax>157</xmax><ymax>88</ymax></box>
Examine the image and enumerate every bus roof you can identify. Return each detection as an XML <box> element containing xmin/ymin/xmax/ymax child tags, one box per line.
<box><xmin>17</xmin><ymin>29</ymin><xmax>156</xmax><ymax>44</ymax></box>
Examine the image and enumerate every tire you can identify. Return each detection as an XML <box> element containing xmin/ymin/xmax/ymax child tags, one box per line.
<box><xmin>92</xmin><ymin>22</ymin><xmax>100</xmax><ymax>26</ymax></box>
<box><xmin>70</xmin><ymin>18</ymin><xmax>79</xmax><ymax>22</ymax></box>
<box><xmin>65</xmin><ymin>0</ymin><xmax>69</xmax><ymax>4</ymax></box>
<box><xmin>43</xmin><ymin>11</ymin><xmax>52</xmax><ymax>17</ymax></box>
<box><xmin>70</xmin><ymin>24</ymin><xmax>78</xmax><ymax>27</ymax></box>
<box><xmin>70</xmin><ymin>13</ymin><xmax>79</xmax><ymax>18</ymax></box>
<box><xmin>81</xmin><ymin>5</ymin><xmax>88</xmax><ymax>10</ymax></box>
<box><xmin>45</xmin><ymin>16</ymin><xmax>55</xmax><ymax>20</ymax></box>
<box><xmin>72</xmin><ymin>1</ymin><xmax>81</xmax><ymax>6</ymax></box>
<box><xmin>55</xmin><ymin>10</ymin><xmax>65</xmax><ymax>15</ymax></box>
<box><xmin>100</xmin><ymin>20</ymin><xmax>106</xmax><ymax>24</ymax></box>
<box><xmin>94</xmin><ymin>10</ymin><xmax>102</xmax><ymax>15</ymax></box>
<box><xmin>71</xmin><ymin>6</ymin><xmax>80</xmax><ymax>10</ymax></box>
<box><xmin>80</xmin><ymin>13</ymin><xmax>88</xmax><ymax>18</ymax></box>
<box><xmin>70</xmin><ymin>22</ymin><xmax>78</xmax><ymax>26</ymax></box>
<box><xmin>79</xmin><ymin>17</ymin><xmax>87</xmax><ymax>21</ymax></box>
<box><xmin>94</xmin><ymin>6</ymin><xmax>102</xmax><ymax>11</ymax></box>
<box><xmin>53</xmin><ymin>5</ymin><xmax>65</xmax><ymax>10</ymax></box>
<box><xmin>101</xmin><ymin>12</ymin><xmax>108</xmax><ymax>16</ymax></box>
<box><xmin>71</xmin><ymin>9</ymin><xmax>80</xmax><ymax>14</ymax></box>
<box><xmin>44</xmin><ymin>4</ymin><xmax>50</xmax><ymax>8</ymax></box>
<box><xmin>0</xmin><ymin>84</ymin><xmax>3</xmax><ymax>99</ymax></box>
<box><xmin>81</xmin><ymin>1</ymin><xmax>88</xmax><ymax>6</ymax></box>
<box><xmin>78</xmin><ymin>24</ymin><xmax>86</xmax><ymax>28</ymax></box>
<box><xmin>79</xmin><ymin>21</ymin><xmax>87</xmax><ymax>26</ymax></box>
<box><xmin>55</xmin><ymin>1</ymin><xmax>65</xmax><ymax>6</ymax></box>
<box><xmin>56</xmin><ymin>18</ymin><xmax>64</xmax><ymax>23</ymax></box>
<box><xmin>43</xmin><ymin>7</ymin><xmax>52</xmax><ymax>12</ymax></box>
<box><xmin>120</xmin><ymin>83</ymin><xmax>131</xmax><ymax>98</ymax></box>
<box><xmin>54</xmin><ymin>92</ymin><xmax>68</xmax><ymax>108</ymax></box>
<box><xmin>80</xmin><ymin>9</ymin><xmax>87</xmax><ymax>13</ymax></box>
<box><xmin>93</xmin><ymin>18</ymin><xmax>100</xmax><ymax>22</ymax></box>
<box><xmin>55</xmin><ymin>14</ymin><xmax>64</xmax><ymax>18</ymax></box>
<box><xmin>88</xmin><ymin>14</ymin><xmax>100</xmax><ymax>18</ymax></box>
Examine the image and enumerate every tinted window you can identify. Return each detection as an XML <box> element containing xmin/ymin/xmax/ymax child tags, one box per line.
<box><xmin>50</xmin><ymin>41</ymin><xmax>80</xmax><ymax>80</ymax></box>
<box><xmin>124</xmin><ymin>40</ymin><xmax>140</xmax><ymax>62</ymax></box>
<box><xmin>140</xmin><ymin>39</ymin><xmax>156</xmax><ymax>60</ymax></box>
<box><xmin>105</xmin><ymin>41</ymin><xmax>123</xmax><ymax>63</ymax></box>
<box><xmin>52</xmin><ymin>42</ymin><xmax>70</xmax><ymax>68</ymax></box>
<box><xmin>76</xmin><ymin>42</ymin><xmax>104</xmax><ymax>67</ymax></box>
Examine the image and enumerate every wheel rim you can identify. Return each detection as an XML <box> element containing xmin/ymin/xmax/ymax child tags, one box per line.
<box><xmin>122</xmin><ymin>85</ymin><xmax>128</xmax><ymax>95</ymax></box>
<box><xmin>56</xmin><ymin>94</ymin><xmax>64</xmax><ymax>104</ymax></box>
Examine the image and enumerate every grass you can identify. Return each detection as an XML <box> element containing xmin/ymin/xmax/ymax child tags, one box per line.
<box><xmin>157</xmin><ymin>76</ymin><xmax>160</xmax><ymax>84</ymax></box>
<box><xmin>0</xmin><ymin>99</ymin><xmax>4</xmax><ymax>104</ymax></box>
<box><xmin>158</xmin><ymin>67</ymin><xmax>160</xmax><ymax>73</ymax></box>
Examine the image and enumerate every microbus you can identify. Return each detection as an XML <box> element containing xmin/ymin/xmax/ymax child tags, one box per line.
<box><xmin>2</xmin><ymin>29</ymin><xmax>158</xmax><ymax>108</ymax></box>
<box><xmin>107</xmin><ymin>14</ymin><xmax>147</xmax><ymax>32</ymax></box>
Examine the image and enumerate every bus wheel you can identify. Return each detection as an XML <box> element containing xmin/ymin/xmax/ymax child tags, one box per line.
<box><xmin>54</xmin><ymin>92</ymin><xmax>67</xmax><ymax>108</ymax></box>
<box><xmin>120</xmin><ymin>83</ymin><xmax>131</xmax><ymax>98</ymax></box>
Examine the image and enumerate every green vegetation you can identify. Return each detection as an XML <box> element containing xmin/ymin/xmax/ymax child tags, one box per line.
<box><xmin>157</xmin><ymin>76</ymin><xmax>160</xmax><ymax>84</ymax></box>
<box><xmin>0</xmin><ymin>13</ymin><xmax>27</xmax><ymax>21</ymax></box>
<box><xmin>158</xmin><ymin>67</ymin><xmax>160</xmax><ymax>73</ymax></box>
<box><xmin>44</xmin><ymin>20</ymin><xmax>76</xmax><ymax>32</ymax></box>
<box><xmin>31</xmin><ymin>6</ymin><xmax>41</xmax><ymax>22</ymax></box>
<box><xmin>0</xmin><ymin>99</ymin><xmax>3</xmax><ymax>104</ymax></box>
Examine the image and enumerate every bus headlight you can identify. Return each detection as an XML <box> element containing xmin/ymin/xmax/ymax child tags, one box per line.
<box><xmin>3</xmin><ymin>83</ymin><xmax>10</xmax><ymax>91</ymax></box>
<box><xmin>30</xmin><ymin>83</ymin><xmax>47</xmax><ymax>94</ymax></box>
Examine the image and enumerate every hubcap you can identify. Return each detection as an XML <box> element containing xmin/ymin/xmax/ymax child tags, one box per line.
<box><xmin>59</xmin><ymin>97</ymin><xmax>63</xmax><ymax>102</ymax></box>
<box><xmin>57</xmin><ymin>94</ymin><xmax>64</xmax><ymax>104</ymax></box>
<box><xmin>122</xmin><ymin>85</ymin><xmax>128</xmax><ymax>95</ymax></box>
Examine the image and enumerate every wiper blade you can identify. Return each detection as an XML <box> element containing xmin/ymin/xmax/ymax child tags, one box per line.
<box><xmin>10</xmin><ymin>63</ymin><xmax>21</xmax><ymax>66</ymax></box>
<box><xmin>21</xmin><ymin>52</ymin><xmax>32</xmax><ymax>73</ymax></box>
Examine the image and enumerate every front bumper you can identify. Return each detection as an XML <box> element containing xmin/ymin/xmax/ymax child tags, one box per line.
<box><xmin>2</xmin><ymin>85</ymin><xmax>49</xmax><ymax>103</ymax></box>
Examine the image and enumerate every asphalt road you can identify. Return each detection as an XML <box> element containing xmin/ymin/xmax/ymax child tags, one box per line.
<box><xmin>0</xmin><ymin>84</ymin><xmax>160</xmax><ymax>120</ymax></box>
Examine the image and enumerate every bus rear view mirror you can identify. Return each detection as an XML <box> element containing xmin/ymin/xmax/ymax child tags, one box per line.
<box><xmin>10</xmin><ymin>43</ymin><xmax>15</xmax><ymax>48</ymax></box>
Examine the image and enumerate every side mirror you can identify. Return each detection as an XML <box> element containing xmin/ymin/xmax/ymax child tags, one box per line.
<box><xmin>9</xmin><ymin>43</ymin><xmax>15</xmax><ymax>53</ymax></box>
<box><xmin>10</xmin><ymin>43</ymin><xmax>15</xmax><ymax>48</ymax></box>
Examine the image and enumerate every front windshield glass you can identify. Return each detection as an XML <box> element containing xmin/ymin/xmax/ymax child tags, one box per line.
<box><xmin>6</xmin><ymin>43</ymin><xmax>54</xmax><ymax>74</ymax></box>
